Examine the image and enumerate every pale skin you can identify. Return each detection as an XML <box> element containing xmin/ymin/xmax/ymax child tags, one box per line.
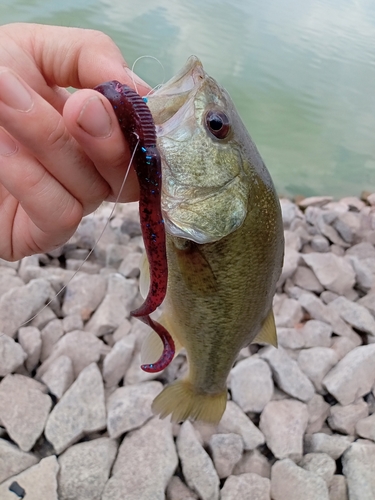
<box><xmin>0</xmin><ymin>23</ymin><xmax>152</xmax><ymax>261</ymax></box>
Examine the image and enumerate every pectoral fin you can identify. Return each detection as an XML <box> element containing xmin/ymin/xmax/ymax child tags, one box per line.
<box><xmin>252</xmin><ymin>309</ymin><xmax>278</xmax><ymax>347</ymax></box>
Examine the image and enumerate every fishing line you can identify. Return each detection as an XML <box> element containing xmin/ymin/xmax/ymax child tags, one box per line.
<box><xmin>131</xmin><ymin>55</ymin><xmax>165</xmax><ymax>96</ymax></box>
<box><xmin>11</xmin><ymin>137</ymin><xmax>141</xmax><ymax>331</ymax></box>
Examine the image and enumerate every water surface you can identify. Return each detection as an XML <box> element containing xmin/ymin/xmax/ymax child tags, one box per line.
<box><xmin>2</xmin><ymin>0</ymin><xmax>375</xmax><ymax>197</ymax></box>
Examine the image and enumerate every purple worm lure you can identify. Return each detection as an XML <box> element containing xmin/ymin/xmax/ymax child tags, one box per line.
<box><xmin>94</xmin><ymin>81</ymin><xmax>174</xmax><ymax>373</ymax></box>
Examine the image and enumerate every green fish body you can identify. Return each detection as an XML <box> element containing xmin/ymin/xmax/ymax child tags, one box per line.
<box><xmin>142</xmin><ymin>56</ymin><xmax>284</xmax><ymax>424</ymax></box>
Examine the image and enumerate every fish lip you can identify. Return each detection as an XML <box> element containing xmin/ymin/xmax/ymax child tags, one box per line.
<box><xmin>152</xmin><ymin>56</ymin><xmax>206</xmax><ymax>98</ymax></box>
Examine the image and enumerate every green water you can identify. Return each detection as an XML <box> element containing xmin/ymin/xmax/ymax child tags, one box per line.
<box><xmin>1</xmin><ymin>0</ymin><xmax>375</xmax><ymax>197</ymax></box>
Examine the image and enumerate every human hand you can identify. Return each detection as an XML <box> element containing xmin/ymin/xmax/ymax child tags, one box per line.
<box><xmin>0</xmin><ymin>23</ymin><xmax>151</xmax><ymax>261</ymax></box>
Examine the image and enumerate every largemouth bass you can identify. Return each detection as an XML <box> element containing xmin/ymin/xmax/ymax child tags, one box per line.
<box><xmin>141</xmin><ymin>56</ymin><xmax>284</xmax><ymax>424</ymax></box>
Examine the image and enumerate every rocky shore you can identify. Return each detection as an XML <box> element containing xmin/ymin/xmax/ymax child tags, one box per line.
<box><xmin>0</xmin><ymin>192</ymin><xmax>375</xmax><ymax>500</ymax></box>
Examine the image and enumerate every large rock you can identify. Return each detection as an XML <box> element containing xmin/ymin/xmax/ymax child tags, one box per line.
<box><xmin>0</xmin><ymin>438</ymin><xmax>39</xmax><ymax>483</ymax></box>
<box><xmin>356</xmin><ymin>413</ymin><xmax>375</xmax><ymax>441</ymax></box>
<box><xmin>107</xmin><ymin>381</ymin><xmax>163</xmax><ymax>438</ymax></box>
<box><xmin>259</xmin><ymin>400</ymin><xmax>308</xmax><ymax>460</ymax></box>
<box><xmin>177</xmin><ymin>421</ymin><xmax>220</xmax><ymax>500</ymax></box>
<box><xmin>304</xmin><ymin>433</ymin><xmax>354</xmax><ymax>460</ymax></box>
<box><xmin>102</xmin><ymin>334</ymin><xmax>136</xmax><ymax>387</ymax></box>
<box><xmin>166</xmin><ymin>476</ymin><xmax>198</xmax><ymax>500</ymax></box>
<box><xmin>329</xmin><ymin>475</ymin><xmax>348</xmax><ymax>500</ymax></box>
<box><xmin>328</xmin><ymin>399</ymin><xmax>368</xmax><ymax>435</ymax></box>
<box><xmin>342</xmin><ymin>441</ymin><xmax>375</xmax><ymax>500</ymax></box>
<box><xmin>302</xmin><ymin>253</ymin><xmax>355</xmax><ymax>294</ymax></box>
<box><xmin>299</xmin><ymin>453</ymin><xmax>336</xmax><ymax>484</ymax></box>
<box><xmin>18</xmin><ymin>326</ymin><xmax>42</xmax><ymax>372</ymax></box>
<box><xmin>230</xmin><ymin>357</ymin><xmax>273</xmax><ymax>413</ymax></box>
<box><xmin>0</xmin><ymin>335</ymin><xmax>26</xmax><ymax>376</ymax></box>
<box><xmin>218</xmin><ymin>401</ymin><xmax>265</xmax><ymax>451</ymax></box>
<box><xmin>301</xmin><ymin>320</ymin><xmax>332</xmax><ymax>348</ymax></box>
<box><xmin>37</xmin><ymin>330</ymin><xmax>109</xmax><ymax>379</ymax></box>
<box><xmin>220</xmin><ymin>473</ymin><xmax>271</xmax><ymax>500</ymax></box>
<box><xmin>208</xmin><ymin>433</ymin><xmax>243</xmax><ymax>479</ymax></box>
<box><xmin>40</xmin><ymin>355</ymin><xmax>74</xmax><ymax>399</ymax></box>
<box><xmin>271</xmin><ymin>459</ymin><xmax>330</xmax><ymax>500</ymax></box>
<box><xmin>0</xmin><ymin>279</ymin><xmax>52</xmax><ymax>337</ymax></box>
<box><xmin>62</xmin><ymin>274</ymin><xmax>107</xmax><ymax>320</ymax></box>
<box><xmin>103</xmin><ymin>418</ymin><xmax>177</xmax><ymax>500</ymax></box>
<box><xmin>260</xmin><ymin>346</ymin><xmax>315</xmax><ymax>402</ymax></box>
<box><xmin>0</xmin><ymin>456</ymin><xmax>59</xmax><ymax>500</ymax></box>
<box><xmin>323</xmin><ymin>345</ymin><xmax>375</xmax><ymax>405</ymax></box>
<box><xmin>306</xmin><ymin>394</ymin><xmax>330</xmax><ymax>434</ymax></box>
<box><xmin>84</xmin><ymin>274</ymin><xmax>138</xmax><ymax>336</ymax></box>
<box><xmin>0</xmin><ymin>374</ymin><xmax>51</xmax><ymax>451</ymax></box>
<box><xmin>58</xmin><ymin>438</ymin><xmax>118</xmax><ymax>500</ymax></box>
<box><xmin>297</xmin><ymin>347</ymin><xmax>338</xmax><ymax>393</ymax></box>
<box><xmin>45</xmin><ymin>363</ymin><xmax>106</xmax><ymax>454</ymax></box>
<box><xmin>328</xmin><ymin>296</ymin><xmax>375</xmax><ymax>335</ymax></box>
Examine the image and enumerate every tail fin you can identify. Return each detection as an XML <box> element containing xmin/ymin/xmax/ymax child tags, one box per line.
<box><xmin>152</xmin><ymin>380</ymin><xmax>227</xmax><ymax>424</ymax></box>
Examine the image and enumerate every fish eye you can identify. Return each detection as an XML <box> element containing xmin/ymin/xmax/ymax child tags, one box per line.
<box><xmin>205</xmin><ymin>110</ymin><xmax>230</xmax><ymax>139</ymax></box>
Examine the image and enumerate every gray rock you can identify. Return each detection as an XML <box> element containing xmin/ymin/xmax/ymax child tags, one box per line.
<box><xmin>302</xmin><ymin>320</ymin><xmax>332</xmax><ymax>348</ymax></box>
<box><xmin>58</xmin><ymin>437</ymin><xmax>118</xmax><ymax>500</ymax></box>
<box><xmin>333</xmin><ymin>212</ymin><xmax>360</xmax><ymax>243</ymax></box>
<box><xmin>302</xmin><ymin>253</ymin><xmax>355</xmax><ymax>295</ymax></box>
<box><xmin>124</xmin><ymin>351</ymin><xmax>160</xmax><ymax>385</ymax></box>
<box><xmin>107</xmin><ymin>381</ymin><xmax>163</xmax><ymax>438</ymax></box>
<box><xmin>40</xmin><ymin>319</ymin><xmax>64</xmax><ymax>361</ymax></box>
<box><xmin>293</xmin><ymin>266</ymin><xmax>324</xmax><ymax>292</ymax></box>
<box><xmin>297</xmin><ymin>347</ymin><xmax>338</xmax><ymax>393</ymax></box>
<box><xmin>278</xmin><ymin>248</ymin><xmax>301</xmax><ymax>286</ymax></box>
<box><xmin>208</xmin><ymin>433</ymin><xmax>243</xmax><ymax>479</ymax></box>
<box><xmin>274</xmin><ymin>297</ymin><xmax>303</xmax><ymax>327</ymax></box>
<box><xmin>320</xmin><ymin>290</ymin><xmax>339</xmax><ymax>304</ymax></box>
<box><xmin>232</xmin><ymin>449</ymin><xmax>271</xmax><ymax>478</ymax></box>
<box><xmin>30</xmin><ymin>304</ymin><xmax>57</xmax><ymax>330</ymax></box>
<box><xmin>277</xmin><ymin>327</ymin><xmax>305</xmax><ymax>350</ymax></box>
<box><xmin>342</xmin><ymin>441</ymin><xmax>375</xmax><ymax>500</ymax></box>
<box><xmin>323</xmin><ymin>345</ymin><xmax>375</xmax><ymax>405</ymax></box>
<box><xmin>0</xmin><ymin>279</ymin><xmax>52</xmax><ymax>338</ymax></box>
<box><xmin>45</xmin><ymin>363</ymin><xmax>106</xmax><ymax>454</ymax></box>
<box><xmin>0</xmin><ymin>438</ymin><xmax>39</xmax><ymax>483</ymax></box>
<box><xmin>298</xmin><ymin>291</ymin><xmax>360</xmax><ymax>341</ymax></box>
<box><xmin>271</xmin><ymin>458</ymin><xmax>330</xmax><ymax>500</ymax></box>
<box><xmin>306</xmin><ymin>394</ymin><xmax>331</xmax><ymax>434</ymax></box>
<box><xmin>310</xmin><ymin>235</ymin><xmax>330</xmax><ymax>252</ymax></box>
<box><xmin>357</xmin><ymin>292</ymin><xmax>375</xmax><ymax>317</ymax></box>
<box><xmin>18</xmin><ymin>326</ymin><xmax>42</xmax><ymax>372</ymax></box>
<box><xmin>37</xmin><ymin>330</ymin><xmax>109</xmax><ymax>379</ymax></box>
<box><xmin>112</xmin><ymin>318</ymin><xmax>132</xmax><ymax>342</ymax></box>
<box><xmin>299</xmin><ymin>196</ymin><xmax>333</xmax><ymax>208</ymax></box>
<box><xmin>280</xmin><ymin>198</ymin><xmax>304</xmax><ymax>227</ymax></box>
<box><xmin>0</xmin><ymin>335</ymin><xmax>26</xmax><ymax>376</ymax></box>
<box><xmin>221</xmin><ymin>473</ymin><xmax>271</xmax><ymax>500</ymax></box>
<box><xmin>62</xmin><ymin>274</ymin><xmax>107</xmax><ymax>320</ymax></box>
<box><xmin>118</xmin><ymin>251</ymin><xmax>142</xmax><ymax>278</ymax></box>
<box><xmin>0</xmin><ymin>273</ymin><xmax>23</xmax><ymax>298</ymax></box>
<box><xmin>329</xmin><ymin>475</ymin><xmax>348</xmax><ymax>500</ymax></box>
<box><xmin>0</xmin><ymin>374</ymin><xmax>51</xmax><ymax>451</ymax></box>
<box><xmin>0</xmin><ymin>455</ymin><xmax>59</xmax><ymax>500</ymax></box>
<box><xmin>218</xmin><ymin>401</ymin><xmax>265</xmax><ymax>451</ymax></box>
<box><xmin>103</xmin><ymin>418</ymin><xmax>177</xmax><ymax>500</ymax></box>
<box><xmin>347</xmin><ymin>255</ymin><xmax>375</xmax><ymax>291</ymax></box>
<box><xmin>284</xmin><ymin>230</ymin><xmax>302</xmax><ymax>251</ymax></box>
<box><xmin>328</xmin><ymin>399</ymin><xmax>368</xmax><ymax>435</ymax></box>
<box><xmin>85</xmin><ymin>274</ymin><xmax>138</xmax><ymax>336</ymax></box>
<box><xmin>330</xmin><ymin>336</ymin><xmax>359</xmax><ymax>360</ymax></box>
<box><xmin>328</xmin><ymin>296</ymin><xmax>375</xmax><ymax>335</ymax></box>
<box><xmin>356</xmin><ymin>413</ymin><xmax>375</xmax><ymax>441</ymax></box>
<box><xmin>299</xmin><ymin>453</ymin><xmax>336</xmax><ymax>484</ymax></box>
<box><xmin>260</xmin><ymin>346</ymin><xmax>315</xmax><ymax>402</ymax></box>
<box><xmin>177</xmin><ymin>421</ymin><xmax>220</xmax><ymax>500</ymax></box>
<box><xmin>304</xmin><ymin>433</ymin><xmax>354</xmax><ymax>460</ymax></box>
<box><xmin>102</xmin><ymin>334</ymin><xmax>136</xmax><ymax>387</ymax></box>
<box><xmin>62</xmin><ymin>314</ymin><xmax>84</xmax><ymax>333</ymax></box>
<box><xmin>230</xmin><ymin>357</ymin><xmax>273</xmax><ymax>413</ymax></box>
<box><xmin>259</xmin><ymin>399</ymin><xmax>308</xmax><ymax>460</ymax></box>
<box><xmin>166</xmin><ymin>476</ymin><xmax>198</xmax><ymax>500</ymax></box>
<box><xmin>40</xmin><ymin>355</ymin><xmax>74</xmax><ymax>399</ymax></box>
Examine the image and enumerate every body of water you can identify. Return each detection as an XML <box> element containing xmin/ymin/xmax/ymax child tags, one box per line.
<box><xmin>1</xmin><ymin>0</ymin><xmax>375</xmax><ymax>197</ymax></box>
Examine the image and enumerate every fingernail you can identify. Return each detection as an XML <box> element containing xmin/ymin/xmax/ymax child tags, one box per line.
<box><xmin>0</xmin><ymin>127</ymin><xmax>17</xmax><ymax>156</ymax></box>
<box><xmin>0</xmin><ymin>71</ymin><xmax>33</xmax><ymax>112</ymax></box>
<box><xmin>124</xmin><ymin>67</ymin><xmax>151</xmax><ymax>92</ymax></box>
<box><xmin>77</xmin><ymin>96</ymin><xmax>112</xmax><ymax>138</ymax></box>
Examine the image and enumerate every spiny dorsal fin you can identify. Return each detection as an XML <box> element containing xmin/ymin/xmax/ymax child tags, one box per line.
<box><xmin>252</xmin><ymin>309</ymin><xmax>278</xmax><ymax>347</ymax></box>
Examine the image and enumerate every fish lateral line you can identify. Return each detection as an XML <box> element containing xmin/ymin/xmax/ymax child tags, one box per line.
<box><xmin>94</xmin><ymin>81</ymin><xmax>173</xmax><ymax>371</ymax></box>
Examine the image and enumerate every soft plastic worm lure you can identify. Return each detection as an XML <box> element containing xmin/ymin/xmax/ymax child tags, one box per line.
<box><xmin>94</xmin><ymin>82</ymin><xmax>174</xmax><ymax>372</ymax></box>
